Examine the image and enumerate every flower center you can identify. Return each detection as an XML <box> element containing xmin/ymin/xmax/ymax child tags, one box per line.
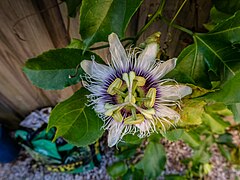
<box><xmin>105</xmin><ymin>71</ymin><xmax>156</xmax><ymax>124</ymax></box>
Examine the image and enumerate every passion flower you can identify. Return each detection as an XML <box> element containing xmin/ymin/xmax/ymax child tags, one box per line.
<box><xmin>81</xmin><ymin>33</ymin><xmax>192</xmax><ymax>147</ymax></box>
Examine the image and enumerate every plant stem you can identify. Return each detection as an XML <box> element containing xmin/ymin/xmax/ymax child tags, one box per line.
<box><xmin>133</xmin><ymin>0</ymin><xmax>166</xmax><ymax>44</ymax></box>
<box><xmin>170</xmin><ymin>0</ymin><xmax>188</xmax><ymax>25</ymax></box>
<box><xmin>90</xmin><ymin>37</ymin><xmax>134</xmax><ymax>50</ymax></box>
<box><xmin>161</xmin><ymin>16</ymin><xmax>193</xmax><ymax>35</ymax></box>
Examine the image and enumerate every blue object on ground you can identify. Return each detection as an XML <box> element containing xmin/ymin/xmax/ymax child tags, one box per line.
<box><xmin>0</xmin><ymin>124</ymin><xmax>20</xmax><ymax>163</ymax></box>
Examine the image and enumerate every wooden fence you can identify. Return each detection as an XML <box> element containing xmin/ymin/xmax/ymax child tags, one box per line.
<box><xmin>0</xmin><ymin>0</ymin><xmax>211</xmax><ymax>128</ymax></box>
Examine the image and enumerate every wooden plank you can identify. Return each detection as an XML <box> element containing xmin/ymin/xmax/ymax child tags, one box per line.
<box><xmin>137</xmin><ymin>0</ymin><xmax>211</xmax><ymax>57</ymax></box>
<box><xmin>35</xmin><ymin>0</ymin><xmax>70</xmax><ymax>48</ymax></box>
<box><xmin>0</xmin><ymin>0</ymin><xmax>74</xmax><ymax>125</ymax></box>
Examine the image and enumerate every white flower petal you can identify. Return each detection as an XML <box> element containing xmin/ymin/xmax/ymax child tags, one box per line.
<box><xmin>108</xmin><ymin>33</ymin><xmax>128</xmax><ymax>71</ymax></box>
<box><xmin>151</xmin><ymin>58</ymin><xmax>177</xmax><ymax>79</ymax></box>
<box><xmin>160</xmin><ymin>85</ymin><xmax>192</xmax><ymax>101</ymax></box>
<box><xmin>81</xmin><ymin>60</ymin><xmax>113</xmax><ymax>80</ymax></box>
<box><xmin>156</xmin><ymin>104</ymin><xmax>180</xmax><ymax>122</ymax></box>
<box><xmin>107</xmin><ymin>121</ymin><xmax>125</xmax><ymax>147</ymax></box>
<box><xmin>137</xmin><ymin>43</ymin><xmax>158</xmax><ymax>71</ymax></box>
<box><xmin>94</xmin><ymin>100</ymin><xmax>105</xmax><ymax>113</ymax></box>
<box><xmin>135</xmin><ymin>120</ymin><xmax>154</xmax><ymax>138</ymax></box>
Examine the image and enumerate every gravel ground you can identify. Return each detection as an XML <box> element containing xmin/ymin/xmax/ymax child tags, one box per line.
<box><xmin>1</xmin><ymin>138</ymin><xmax>240</xmax><ymax>180</ymax></box>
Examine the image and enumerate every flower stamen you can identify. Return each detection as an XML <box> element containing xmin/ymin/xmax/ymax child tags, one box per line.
<box><xmin>144</xmin><ymin>88</ymin><xmax>157</xmax><ymax>108</ymax></box>
<box><xmin>107</xmin><ymin>78</ymin><xmax>123</xmax><ymax>95</ymax></box>
<box><xmin>124</xmin><ymin>114</ymin><xmax>145</xmax><ymax>125</ymax></box>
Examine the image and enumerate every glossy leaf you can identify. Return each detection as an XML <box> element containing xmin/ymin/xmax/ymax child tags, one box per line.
<box><xmin>192</xmin><ymin>137</ymin><xmax>212</xmax><ymax>165</ymax></box>
<box><xmin>122</xmin><ymin>134</ymin><xmax>142</xmax><ymax>144</ymax></box>
<box><xmin>202</xmin><ymin>112</ymin><xmax>230</xmax><ymax>134</ymax></box>
<box><xmin>136</xmin><ymin>142</ymin><xmax>166</xmax><ymax>178</ymax></box>
<box><xmin>64</xmin><ymin>0</ymin><xmax>82</xmax><ymax>17</ymax></box>
<box><xmin>164</xmin><ymin>129</ymin><xmax>184</xmax><ymax>141</ymax></box>
<box><xmin>167</xmin><ymin>11</ymin><xmax>240</xmax><ymax>89</ymax></box>
<box><xmin>218</xmin><ymin>144</ymin><xmax>231</xmax><ymax>161</ymax></box>
<box><xmin>107</xmin><ymin>161</ymin><xmax>128</xmax><ymax>178</ymax></box>
<box><xmin>23</xmin><ymin>48</ymin><xmax>103</xmax><ymax>90</ymax></box>
<box><xmin>206</xmin><ymin>72</ymin><xmax>240</xmax><ymax>104</ymax></box>
<box><xmin>216</xmin><ymin>133</ymin><xmax>236</xmax><ymax>148</ymax></box>
<box><xmin>228</xmin><ymin>103</ymin><xmax>240</xmax><ymax>122</ymax></box>
<box><xmin>115</xmin><ymin>148</ymin><xmax>137</xmax><ymax>160</ymax></box>
<box><xmin>213</xmin><ymin>0</ymin><xmax>240</xmax><ymax>14</ymax></box>
<box><xmin>204</xmin><ymin>7</ymin><xmax>232</xmax><ymax>31</ymax></box>
<box><xmin>47</xmin><ymin>88</ymin><xmax>104</xmax><ymax>146</ymax></box>
<box><xmin>181</xmin><ymin>131</ymin><xmax>201</xmax><ymax>149</ymax></box>
<box><xmin>79</xmin><ymin>0</ymin><xmax>143</xmax><ymax>49</ymax></box>
<box><xmin>67</xmin><ymin>39</ymin><xmax>84</xmax><ymax>49</ymax></box>
<box><xmin>179</xmin><ymin>99</ymin><xmax>206</xmax><ymax>126</ymax></box>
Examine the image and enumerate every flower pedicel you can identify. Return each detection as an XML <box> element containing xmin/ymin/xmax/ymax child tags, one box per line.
<box><xmin>81</xmin><ymin>33</ymin><xmax>192</xmax><ymax>147</ymax></box>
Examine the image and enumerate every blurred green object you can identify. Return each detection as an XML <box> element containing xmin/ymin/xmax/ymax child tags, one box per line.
<box><xmin>15</xmin><ymin>125</ymin><xmax>101</xmax><ymax>173</ymax></box>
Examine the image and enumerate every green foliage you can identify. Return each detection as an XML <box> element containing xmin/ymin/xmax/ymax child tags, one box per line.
<box><xmin>213</xmin><ymin>0</ymin><xmax>240</xmax><ymax>14</ymax></box>
<box><xmin>67</xmin><ymin>39</ymin><xmax>84</xmax><ymax>49</ymax></box>
<box><xmin>64</xmin><ymin>0</ymin><xmax>82</xmax><ymax>17</ymax></box>
<box><xmin>181</xmin><ymin>130</ymin><xmax>201</xmax><ymax>149</ymax></box>
<box><xmin>79</xmin><ymin>0</ymin><xmax>143</xmax><ymax>49</ymax></box>
<box><xmin>136</xmin><ymin>142</ymin><xmax>166</xmax><ymax>178</ymax></box>
<box><xmin>179</xmin><ymin>99</ymin><xmax>206</xmax><ymax>126</ymax></box>
<box><xmin>23</xmin><ymin>48</ymin><xmax>103</xmax><ymax>90</ymax></box>
<box><xmin>204</xmin><ymin>7</ymin><xmax>232</xmax><ymax>31</ymax></box>
<box><xmin>228</xmin><ymin>103</ymin><xmax>240</xmax><ymax>122</ymax></box>
<box><xmin>202</xmin><ymin>112</ymin><xmax>230</xmax><ymax>134</ymax></box>
<box><xmin>47</xmin><ymin>88</ymin><xmax>104</xmax><ymax>146</ymax></box>
<box><xmin>107</xmin><ymin>161</ymin><xmax>128</xmax><ymax>179</ymax></box>
<box><xmin>122</xmin><ymin>134</ymin><xmax>142</xmax><ymax>144</ymax></box>
<box><xmin>206</xmin><ymin>72</ymin><xmax>240</xmax><ymax>104</ymax></box>
<box><xmin>167</xmin><ymin>11</ymin><xmax>240</xmax><ymax>89</ymax></box>
<box><xmin>164</xmin><ymin>129</ymin><xmax>184</xmax><ymax>141</ymax></box>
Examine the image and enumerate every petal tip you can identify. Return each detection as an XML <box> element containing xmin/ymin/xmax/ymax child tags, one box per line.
<box><xmin>108</xmin><ymin>32</ymin><xmax>118</xmax><ymax>42</ymax></box>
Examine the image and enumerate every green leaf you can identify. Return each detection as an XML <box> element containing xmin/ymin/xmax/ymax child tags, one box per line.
<box><xmin>203</xmin><ymin>7</ymin><xmax>232</xmax><ymax>31</ymax></box>
<box><xmin>132</xmin><ymin>169</ymin><xmax>144</xmax><ymax>180</ymax></box>
<box><xmin>115</xmin><ymin>148</ymin><xmax>137</xmax><ymax>160</ymax></box>
<box><xmin>67</xmin><ymin>39</ymin><xmax>84</xmax><ymax>49</ymax></box>
<box><xmin>47</xmin><ymin>88</ymin><xmax>104</xmax><ymax>146</ymax></box>
<box><xmin>164</xmin><ymin>129</ymin><xmax>184</xmax><ymax>141</ymax></box>
<box><xmin>136</xmin><ymin>142</ymin><xmax>166</xmax><ymax>178</ymax></box>
<box><xmin>218</xmin><ymin>144</ymin><xmax>231</xmax><ymax>161</ymax></box>
<box><xmin>228</xmin><ymin>103</ymin><xmax>240</xmax><ymax>122</ymax></box>
<box><xmin>202</xmin><ymin>112</ymin><xmax>230</xmax><ymax>134</ymax></box>
<box><xmin>179</xmin><ymin>99</ymin><xmax>206</xmax><ymax>126</ymax></box>
<box><xmin>181</xmin><ymin>130</ymin><xmax>201</xmax><ymax>149</ymax></box>
<box><xmin>216</xmin><ymin>133</ymin><xmax>236</xmax><ymax>148</ymax></box>
<box><xmin>191</xmin><ymin>136</ymin><xmax>213</xmax><ymax>165</ymax></box>
<box><xmin>23</xmin><ymin>48</ymin><xmax>103</xmax><ymax>90</ymax></box>
<box><xmin>206</xmin><ymin>72</ymin><xmax>240</xmax><ymax>104</ymax></box>
<box><xmin>164</xmin><ymin>174</ymin><xmax>186</xmax><ymax>180</ymax></box>
<box><xmin>107</xmin><ymin>161</ymin><xmax>128</xmax><ymax>178</ymax></box>
<box><xmin>32</xmin><ymin>139</ymin><xmax>61</xmax><ymax>159</ymax></box>
<box><xmin>167</xmin><ymin>11</ymin><xmax>240</xmax><ymax>89</ymax></box>
<box><xmin>205</xmin><ymin>103</ymin><xmax>232</xmax><ymax>116</ymax></box>
<box><xmin>122</xmin><ymin>134</ymin><xmax>142</xmax><ymax>144</ymax></box>
<box><xmin>79</xmin><ymin>0</ymin><xmax>143</xmax><ymax>49</ymax></box>
<box><xmin>64</xmin><ymin>0</ymin><xmax>82</xmax><ymax>17</ymax></box>
<box><xmin>213</xmin><ymin>0</ymin><xmax>240</xmax><ymax>14</ymax></box>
